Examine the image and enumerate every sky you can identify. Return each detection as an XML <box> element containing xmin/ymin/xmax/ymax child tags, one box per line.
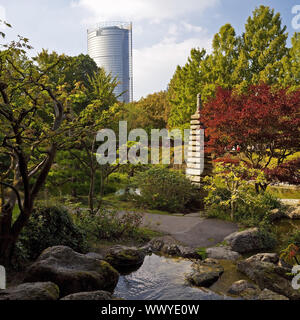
<box><xmin>0</xmin><ymin>0</ymin><xmax>298</xmax><ymax>100</ymax></box>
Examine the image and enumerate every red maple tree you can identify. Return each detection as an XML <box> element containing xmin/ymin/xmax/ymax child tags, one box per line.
<box><xmin>202</xmin><ymin>84</ymin><xmax>300</xmax><ymax>188</ymax></box>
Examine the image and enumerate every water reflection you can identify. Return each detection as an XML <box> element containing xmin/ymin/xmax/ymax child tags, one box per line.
<box><xmin>114</xmin><ymin>254</ymin><xmax>234</xmax><ymax>300</ymax></box>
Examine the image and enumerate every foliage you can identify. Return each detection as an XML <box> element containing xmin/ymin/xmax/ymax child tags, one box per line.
<box><xmin>167</xmin><ymin>5</ymin><xmax>297</xmax><ymax>129</ymax></box>
<box><xmin>288</xmin><ymin>231</ymin><xmax>300</xmax><ymax>248</ymax></box>
<box><xmin>0</xmin><ymin>22</ymin><xmax>119</xmax><ymax>265</ymax></box>
<box><xmin>256</xmin><ymin>226</ymin><xmax>277</xmax><ymax>251</ymax></box>
<box><xmin>265</xmin><ymin>158</ymin><xmax>300</xmax><ymax>185</ymax></box>
<box><xmin>74</xmin><ymin>209</ymin><xmax>145</xmax><ymax>242</ymax></box>
<box><xmin>0</xmin><ymin>27</ymin><xmax>87</xmax><ymax>265</ymax></box>
<box><xmin>132</xmin><ymin>167</ymin><xmax>200</xmax><ymax>212</ymax></box>
<box><xmin>41</xmin><ymin>51</ymin><xmax>119</xmax><ymax>214</ymax></box>
<box><xmin>202</xmin><ymin>85</ymin><xmax>300</xmax><ymax>181</ymax></box>
<box><xmin>118</xmin><ymin>91</ymin><xmax>170</xmax><ymax>132</ymax></box>
<box><xmin>167</xmin><ymin>49</ymin><xmax>207</xmax><ymax>129</ymax></box>
<box><xmin>203</xmin><ymin>162</ymin><xmax>281</xmax><ymax>224</ymax></box>
<box><xmin>195</xmin><ymin>247</ymin><xmax>207</xmax><ymax>260</ymax></box>
<box><xmin>16</xmin><ymin>205</ymin><xmax>88</xmax><ymax>262</ymax></box>
<box><xmin>280</xmin><ymin>244</ymin><xmax>300</xmax><ymax>265</ymax></box>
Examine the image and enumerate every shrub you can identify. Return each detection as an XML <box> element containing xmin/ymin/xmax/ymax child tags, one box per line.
<box><xmin>75</xmin><ymin>209</ymin><xmax>144</xmax><ymax>242</ymax></box>
<box><xmin>132</xmin><ymin>167</ymin><xmax>200</xmax><ymax>212</ymax></box>
<box><xmin>204</xmin><ymin>162</ymin><xmax>281</xmax><ymax>226</ymax></box>
<box><xmin>288</xmin><ymin>230</ymin><xmax>300</xmax><ymax>247</ymax></box>
<box><xmin>256</xmin><ymin>226</ymin><xmax>277</xmax><ymax>250</ymax></box>
<box><xmin>16</xmin><ymin>205</ymin><xmax>89</xmax><ymax>261</ymax></box>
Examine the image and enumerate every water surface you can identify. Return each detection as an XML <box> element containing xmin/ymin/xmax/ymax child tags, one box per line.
<box><xmin>114</xmin><ymin>254</ymin><xmax>235</xmax><ymax>300</ymax></box>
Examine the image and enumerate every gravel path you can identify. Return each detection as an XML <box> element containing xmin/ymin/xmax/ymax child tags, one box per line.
<box><xmin>141</xmin><ymin>212</ymin><xmax>238</xmax><ymax>248</ymax></box>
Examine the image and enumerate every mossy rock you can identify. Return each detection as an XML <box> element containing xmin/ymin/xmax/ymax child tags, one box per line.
<box><xmin>237</xmin><ymin>254</ymin><xmax>300</xmax><ymax>300</ymax></box>
<box><xmin>104</xmin><ymin>245</ymin><xmax>145</xmax><ymax>271</ymax></box>
<box><xmin>186</xmin><ymin>258</ymin><xmax>224</xmax><ymax>287</ymax></box>
<box><xmin>24</xmin><ymin>246</ymin><xmax>119</xmax><ymax>297</ymax></box>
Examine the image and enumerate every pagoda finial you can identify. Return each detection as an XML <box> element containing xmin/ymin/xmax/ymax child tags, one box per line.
<box><xmin>197</xmin><ymin>93</ymin><xmax>202</xmax><ymax>113</ymax></box>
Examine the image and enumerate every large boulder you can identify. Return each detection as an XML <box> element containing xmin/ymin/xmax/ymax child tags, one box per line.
<box><xmin>206</xmin><ymin>246</ymin><xmax>241</xmax><ymax>261</ymax></box>
<box><xmin>24</xmin><ymin>246</ymin><xmax>119</xmax><ymax>297</ymax></box>
<box><xmin>104</xmin><ymin>246</ymin><xmax>145</xmax><ymax>270</ymax></box>
<box><xmin>61</xmin><ymin>290</ymin><xmax>114</xmax><ymax>300</ymax></box>
<box><xmin>186</xmin><ymin>258</ymin><xmax>224</xmax><ymax>287</ymax></box>
<box><xmin>237</xmin><ymin>253</ymin><xmax>300</xmax><ymax>300</ymax></box>
<box><xmin>224</xmin><ymin>228</ymin><xmax>273</xmax><ymax>254</ymax></box>
<box><xmin>0</xmin><ymin>282</ymin><xmax>59</xmax><ymax>300</ymax></box>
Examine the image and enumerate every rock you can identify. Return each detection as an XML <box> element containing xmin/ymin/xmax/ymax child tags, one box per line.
<box><xmin>147</xmin><ymin>236</ymin><xmax>178</xmax><ymax>252</ymax></box>
<box><xmin>178</xmin><ymin>246</ymin><xmax>202</xmax><ymax>259</ymax></box>
<box><xmin>104</xmin><ymin>245</ymin><xmax>145</xmax><ymax>269</ymax></box>
<box><xmin>258</xmin><ymin>288</ymin><xmax>289</xmax><ymax>300</ymax></box>
<box><xmin>146</xmin><ymin>236</ymin><xmax>202</xmax><ymax>259</ymax></box>
<box><xmin>186</xmin><ymin>258</ymin><xmax>224</xmax><ymax>287</ymax></box>
<box><xmin>227</xmin><ymin>280</ymin><xmax>259</xmax><ymax>296</ymax></box>
<box><xmin>85</xmin><ymin>252</ymin><xmax>104</xmax><ymax>260</ymax></box>
<box><xmin>237</xmin><ymin>254</ymin><xmax>300</xmax><ymax>300</ymax></box>
<box><xmin>161</xmin><ymin>244</ymin><xmax>181</xmax><ymax>256</ymax></box>
<box><xmin>285</xmin><ymin>205</ymin><xmax>300</xmax><ymax>219</ymax></box>
<box><xmin>206</xmin><ymin>246</ymin><xmax>241</xmax><ymax>261</ymax></box>
<box><xmin>245</xmin><ymin>253</ymin><xmax>279</xmax><ymax>264</ymax></box>
<box><xmin>139</xmin><ymin>244</ymin><xmax>153</xmax><ymax>255</ymax></box>
<box><xmin>224</xmin><ymin>228</ymin><xmax>272</xmax><ymax>253</ymax></box>
<box><xmin>0</xmin><ymin>282</ymin><xmax>59</xmax><ymax>300</ymax></box>
<box><xmin>24</xmin><ymin>246</ymin><xmax>119</xmax><ymax>297</ymax></box>
<box><xmin>61</xmin><ymin>290</ymin><xmax>113</xmax><ymax>300</ymax></box>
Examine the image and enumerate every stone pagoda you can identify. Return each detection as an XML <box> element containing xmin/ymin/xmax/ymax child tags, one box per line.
<box><xmin>186</xmin><ymin>94</ymin><xmax>212</xmax><ymax>187</ymax></box>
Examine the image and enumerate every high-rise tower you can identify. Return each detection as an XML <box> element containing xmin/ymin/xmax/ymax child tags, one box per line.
<box><xmin>87</xmin><ymin>22</ymin><xmax>133</xmax><ymax>103</ymax></box>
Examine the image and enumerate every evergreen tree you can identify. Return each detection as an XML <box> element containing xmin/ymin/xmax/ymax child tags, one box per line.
<box><xmin>167</xmin><ymin>5</ymin><xmax>294</xmax><ymax>129</ymax></box>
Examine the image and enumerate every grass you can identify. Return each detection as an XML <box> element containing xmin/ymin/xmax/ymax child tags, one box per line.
<box><xmin>268</xmin><ymin>186</ymin><xmax>300</xmax><ymax>199</ymax></box>
<box><xmin>101</xmin><ymin>193</ymin><xmax>172</xmax><ymax>215</ymax></box>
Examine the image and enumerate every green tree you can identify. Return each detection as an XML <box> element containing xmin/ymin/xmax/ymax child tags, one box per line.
<box><xmin>0</xmin><ymin>32</ymin><xmax>88</xmax><ymax>265</ymax></box>
<box><xmin>167</xmin><ymin>49</ymin><xmax>206</xmax><ymax>129</ymax></box>
<box><xmin>118</xmin><ymin>91</ymin><xmax>170</xmax><ymax>132</ymax></box>
<box><xmin>167</xmin><ymin>5</ymin><xmax>293</xmax><ymax>128</ymax></box>
<box><xmin>238</xmin><ymin>5</ymin><xmax>288</xmax><ymax>88</ymax></box>
<box><xmin>279</xmin><ymin>32</ymin><xmax>300</xmax><ymax>91</ymax></box>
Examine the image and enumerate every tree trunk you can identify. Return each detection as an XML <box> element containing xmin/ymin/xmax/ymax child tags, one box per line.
<box><xmin>0</xmin><ymin>235</ymin><xmax>16</xmax><ymax>267</ymax></box>
<box><xmin>230</xmin><ymin>200</ymin><xmax>235</xmax><ymax>221</ymax></box>
<box><xmin>88</xmin><ymin>168</ymin><xmax>95</xmax><ymax>215</ymax></box>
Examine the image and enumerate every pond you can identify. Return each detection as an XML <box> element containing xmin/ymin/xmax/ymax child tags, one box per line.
<box><xmin>114</xmin><ymin>254</ymin><xmax>244</xmax><ymax>300</ymax></box>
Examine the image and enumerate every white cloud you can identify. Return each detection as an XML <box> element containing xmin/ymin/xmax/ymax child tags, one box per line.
<box><xmin>181</xmin><ymin>22</ymin><xmax>203</xmax><ymax>33</ymax></box>
<box><xmin>133</xmin><ymin>36</ymin><xmax>212</xmax><ymax>100</ymax></box>
<box><xmin>167</xmin><ymin>22</ymin><xmax>203</xmax><ymax>37</ymax></box>
<box><xmin>72</xmin><ymin>0</ymin><xmax>219</xmax><ymax>24</ymax></box>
